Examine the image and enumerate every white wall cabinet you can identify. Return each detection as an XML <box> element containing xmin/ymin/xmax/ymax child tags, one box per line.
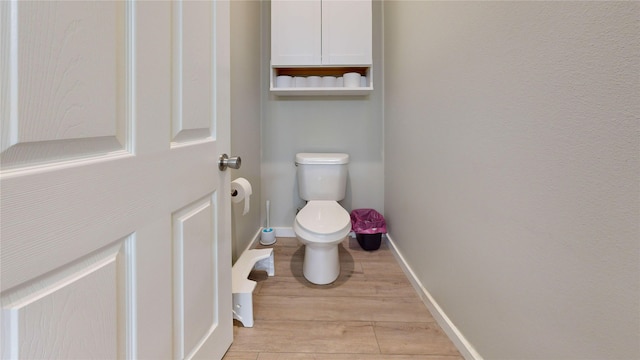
<box><xmin>270</xmin><ymin>0</ymin><xmax>372</xmax><ymax>95</ymax></box>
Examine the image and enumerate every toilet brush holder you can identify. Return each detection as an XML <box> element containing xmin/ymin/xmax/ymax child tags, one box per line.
<box><xmin>260</xmin><ymin>200</ymin><xmax>276</xmax><ymax>246</ymax></box>
<box><xmin>260</xmin><ymin>228</ymin><xmax>276</xmax><ymax>246</ymax></box>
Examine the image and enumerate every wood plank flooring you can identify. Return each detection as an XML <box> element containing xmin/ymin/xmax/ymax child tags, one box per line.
<box><xmin>223</xmin><ymin>237</ymin><xmax>462</xmax><ymax>360</ymax></box>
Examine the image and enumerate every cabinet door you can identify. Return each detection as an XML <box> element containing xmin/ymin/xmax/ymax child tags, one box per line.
<box><xmin>271</xmin><ymin>0</ymin><xmax>322</xmax><ymax>66</ymax></box>
<box><xmin>322</xmin><ymin>0</ymin><xmax>372</xmax><ymax>65</ymax></box>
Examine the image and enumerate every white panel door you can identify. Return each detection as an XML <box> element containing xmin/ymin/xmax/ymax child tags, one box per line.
<box><xmin>321</xmin><ymin>0</ymin><xmax>372</xmax><ymax>65</ymax></box>
<box><xmin>270</xmin><ymin>0</ymin><xmax>322</xmax><ymax>66</ymax></box>
<box><xmin>0</xmin><ymin>1</ymin><xmax>232</xmax><ymax>359</ymax></box>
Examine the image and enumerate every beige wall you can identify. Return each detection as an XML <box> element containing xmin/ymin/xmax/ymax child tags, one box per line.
<box><xmin>383</xmin><ymin>1</ymin><xmax>639</xmax><ymax>358</ymax></box>
<box><xmin>260</xmin><ymin>0</ymin><xmax>385</xmax><ymax>227</ymax></box>
<box><xmin>230</xmin><ymin>0</ymin><xmax>262</xmax><ymax>262</ymax></box>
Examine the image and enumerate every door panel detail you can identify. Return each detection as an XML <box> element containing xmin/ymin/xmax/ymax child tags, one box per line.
<box><xmin>172</xmin><ymin>193</ymin><xmax>219</xmax><ymax>359</ymax></box>
<box><xmin>0</xmin><ymin>1</ymin><xmax>133</xmax><ymax>170</ymax></box>
<box><xmin>0</xmin><ymin>235</ymin><xmax>136</xmax><ymax>360</ymax></box>
<box><xmin>171</xmin><ymin>0</ymin><xmax>214</xmax><ymax>146</ymax></box>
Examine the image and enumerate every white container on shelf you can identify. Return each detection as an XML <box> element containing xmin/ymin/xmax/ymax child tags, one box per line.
<box><xmin>307</xmin><ymin>76</ymin><xmax>322</xmax><ymax>87</ymax></box>
<box><xmin>322</xmin><ymin>76</ymin><xmax>337</xmax><ymax>87</ymax></box>
<box><xmin>343</xmin><ymin>72</ymin><xmax>361</xmax><ymax>87</ymax></box>
<box><xmin>295</xmin><ymin>76</ymin><xmax>308</xmax><ymax>87</ymax></box>
<box><xmin>276</xmin><ymin>75</ymin><xmax>293</xmax><ymax>88</ymax></box>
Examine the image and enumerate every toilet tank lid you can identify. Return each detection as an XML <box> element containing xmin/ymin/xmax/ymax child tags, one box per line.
<box><xmin>296</xmin><ymin>153</ymin><xmax>349</xmax><ymax>165</ymax></box>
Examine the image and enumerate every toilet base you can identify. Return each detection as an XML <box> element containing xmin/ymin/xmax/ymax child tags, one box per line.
<box><xmin>303</xmin><ymin>244</ymin><xmax>340</xmax><ymax>285</ymax></box>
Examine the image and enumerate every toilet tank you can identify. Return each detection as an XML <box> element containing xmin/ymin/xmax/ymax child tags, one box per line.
<box><xmin>296</xmin><ymin>153</ymin><xmax>349</xmax><ymax>201</ymax></box>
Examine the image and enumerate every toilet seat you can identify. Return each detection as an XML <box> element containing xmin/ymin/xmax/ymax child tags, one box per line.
<box><xmin>295</xmin><ymin>201</ymin><xmax>351</xmax><ymax>243</ymax></box>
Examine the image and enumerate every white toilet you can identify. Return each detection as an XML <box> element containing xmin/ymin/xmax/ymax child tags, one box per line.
<box><xmin>293</xmin><ymin>153</ymin><xmax>351</xmax><ymax>285</ymax></box>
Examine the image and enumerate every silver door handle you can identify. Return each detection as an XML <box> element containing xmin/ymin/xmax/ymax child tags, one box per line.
<box><xmin>218</xmin><ymin>154</ymin><xmax>241</xmax><ymax>171</ymax></box>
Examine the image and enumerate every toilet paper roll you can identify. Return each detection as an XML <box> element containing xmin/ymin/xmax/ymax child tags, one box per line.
<box><xmin>307</xmin><ymin>76</ymin><xmax>322</xmax><ymax>87</ymax></box>
<box><xmin>231</xmin><ymin>178</ymin><xmax>252</xmax><ymax>215</ymax></box>
<box><xmin>294</xmin><ymin>76</ymin><xmax>307</xmax><ymax>88</ymax></box>
<box><xmin>322</xmin><ymin>76</ymin><xmax>337</xmax><ymax>87</ymax></box>
<box><xmin>343</xmin><ymin>72</ymin><xmax>361</xmax><ymax>88</ymax></box>
<box><xmin>276</xmin><ymin>75</ymin><xmax>293</xmax><ymax>88</ymax></box>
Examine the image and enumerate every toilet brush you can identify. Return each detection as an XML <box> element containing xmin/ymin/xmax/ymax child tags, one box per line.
<box><xmin>260</xmin><ymin>200</ymin><xmax>276</xmax><ymax>245</ymax></box>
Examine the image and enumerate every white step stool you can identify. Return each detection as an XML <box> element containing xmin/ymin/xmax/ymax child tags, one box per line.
<box><xmin>232</xmin><ymin>248</ymin><xmax>274</xmax><ymax>327</ymax></box>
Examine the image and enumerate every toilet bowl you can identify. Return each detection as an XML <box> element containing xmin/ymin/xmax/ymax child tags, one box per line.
<box><xmin>294</xmin><ymin>200</ymin><xmax>351</xmax><ymax>285</ymax></box>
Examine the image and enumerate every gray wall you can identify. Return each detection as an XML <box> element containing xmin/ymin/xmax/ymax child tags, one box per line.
<box><xmin>230</xmin><ymin>0</ymin><xmax>262</xmax><ymax>262</ymax></box>
<box><xmin>260</xmin><ymin>0</ymin><xmax>385</xmax><ymax>228</ymax></box>
<box><xmin>383</xmin><ymin>1</ymin><xmax>639</xmax><ymax>359</ymax></box>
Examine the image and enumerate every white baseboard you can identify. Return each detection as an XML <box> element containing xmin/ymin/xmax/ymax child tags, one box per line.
<box><xmin>385</xmin><ymin>233</ymin><xmax>483</xmax><ymax>360</ymax></box>
<box><xmin>243</xmin><ymin>227</ymin><xmax>295</xmax><ymax>251</ymax></box>
<box><xmin>273</xmin><ymin>227</ymin><xmax>295</xmax><ymax>238</ymax></box>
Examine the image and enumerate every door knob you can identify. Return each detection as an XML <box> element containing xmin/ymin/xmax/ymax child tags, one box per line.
<box><xmin>218</xmin><ymin>154</ymin><xmax>241</xmax><ymax>171</ymax></box>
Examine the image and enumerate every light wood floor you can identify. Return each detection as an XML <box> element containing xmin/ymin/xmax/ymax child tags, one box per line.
<box><xmin>223</xmin><ymin>237</ymin><xmax>462</xmax><ymax>360</ymax></box>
